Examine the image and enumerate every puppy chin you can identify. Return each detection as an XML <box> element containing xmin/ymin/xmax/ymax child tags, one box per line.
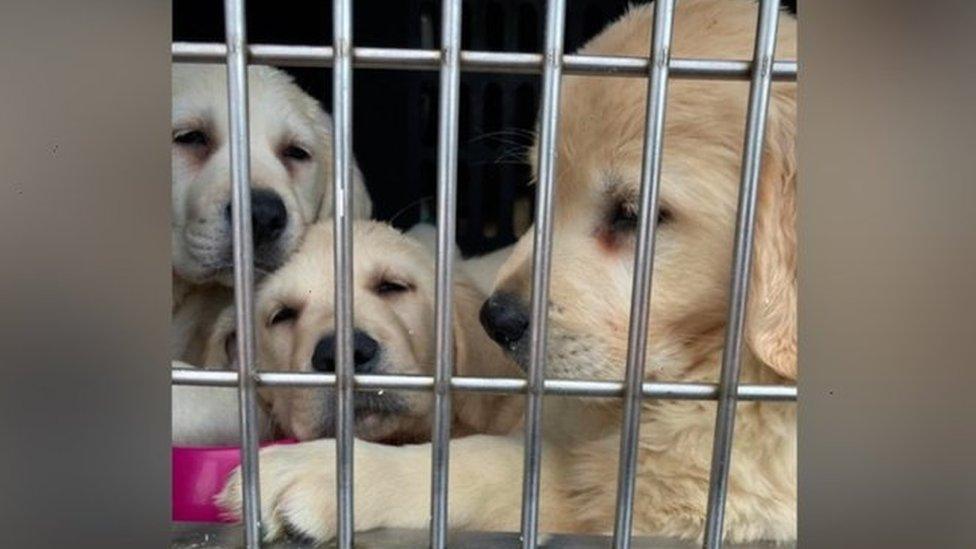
<box><xmin>172</xmin><ymin>260</ymin><xmax>223</xmax><ymax>285</ymax></box>
<box><xmin>355</xmin><ymin>415</ymin><xmax>428</xmax><ymax>446</ymax></box>
<box><xmin>285</xmin><ymin>393</ymin><xmax>411</xmax><ymax>442</ymax></box>
<box><xmin>174</xmin><ymin>259</ymin><xmax>232</xmax><ymax>286</ymax></box>
<box><xmin>176</xmin><ymin>222</ymin><xmax>299</xmax><ymax>285</ymax></box>
<box><xmin>192</xmin><ymin>250</ymin><xmax>287</xmax><ymax>286</ymax></box>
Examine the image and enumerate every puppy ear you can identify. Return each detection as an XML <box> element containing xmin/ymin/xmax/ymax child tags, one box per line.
<box><xmin>203</xmin><ymin>306</ymin><xmax>238</xmax><ymax>369</ymax></box>
<box><xmin>746</xmin><ymin>95</ymin><xmax>797</xmax><ymax>380</ymax></box>
<box><xmin>350</xmin><ymin>161</ymin><xmax>373</xmax><ymax>220</ymax></box>
<box><xmin>310</xmin><ymin>107</ymin><xmax>372</xmax><ymax>221</ymax></box>
<box><xmin>316</xmin><ymin>158</ymin><xmax>372</xmax><ymax>221</ymax></box>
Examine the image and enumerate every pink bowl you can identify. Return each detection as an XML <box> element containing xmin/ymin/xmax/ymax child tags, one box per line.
<box><xmin>172</xmin><ymin>439</ymin><xmax>297</xmax><ymax>522</ymax></box>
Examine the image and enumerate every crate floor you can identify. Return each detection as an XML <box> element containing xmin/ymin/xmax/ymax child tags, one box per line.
<box><xmin>173</xmin><ymin>523</ymin><xmax>794</xmax><ymax>548</ymax></box>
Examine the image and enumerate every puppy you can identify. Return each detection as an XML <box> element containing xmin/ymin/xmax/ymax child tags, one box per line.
<box><xmin>219</xmin><ymin>0</ymin><xmax>796</xmax><ymax>543</ymax></box>
<box><xmin>171</xmin><ymin>63</ymin><xmax>372</xmax><ymax>365</ymax></box>
<box><xmin>405</xmin><ymin>222</ymin><xmax>514</xmax><ymax>296</ymax></box>
<box><xmin>203</xmin><ymin>221</ymin><xmax>524</xmax><ymax>445</ymax></box>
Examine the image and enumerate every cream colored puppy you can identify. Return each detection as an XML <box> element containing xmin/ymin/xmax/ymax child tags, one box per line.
<box><xmin>406</xmin><ymin>222</ymin><xmax>515</xmax><ymax>296</ymax></box>
<box><xmin>204</xmin><ymin>221</ymin><xmax>523</xmax><ymax>445</ymax></box>
<box><xmin>171</xmin><ymin>63</ymin><xmax>372</xmax><ymax>365</ymax></box>
<box><xmin>220</xmin><ymin>0</ymin><xmax>796</xmax><ymax>543</ymax></box>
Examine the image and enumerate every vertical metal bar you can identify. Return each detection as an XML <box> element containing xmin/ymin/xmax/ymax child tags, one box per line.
<box><xmin>520</xmin><ymin>1</ymin><xmax>566</xmax><ymax>547</ymax></box>
<box><xmin>332</xmin><ymin>0</ymin><xmax>356</xmax><ymax>546</ymax></box>
<box><xmin>429</xmin><ymin>0</ymin><xmax>462</xmax><ymax>547</ymax></box>
<box><xmin>222</xmin><ymin>0</ymin><xmax>262</xmax><ymax>546</ymax></box>
<box><xmin>611</xmin><ymin>1</ymin><xmax>676</xmax><ymax>547</ymax></box>
<box><xmin>702</xmin><ymin>1</ymin><xmax>781</xmax><ymax>547</ymax></box>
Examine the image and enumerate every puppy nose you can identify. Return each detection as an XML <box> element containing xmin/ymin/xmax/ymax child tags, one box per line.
<box><xmin>480</xmin><ymin>293</ymin><xmax>529</xmax><ymax>347</ymax></box>
<box><xmin>224</xmin><ymin>189</ymin><xmax>288</xmax><ymax>247</ymax></box>
<box><xmin>311</xmin><ymin>330</ymin><xmax>380</xmax><ymax>373</ymax></box>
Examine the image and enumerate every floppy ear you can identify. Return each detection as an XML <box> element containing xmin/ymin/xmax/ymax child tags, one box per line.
<box><xmin>202</xmin><ymin>306</ymin><xmax>238</xmax><ymax>369</ymax></box>
<box><xmin>309</xmin><ymin>102</ymin><xmax>372</xmax><ymax>222</ymax></box>
<box><xmin>746</xmin><ymin>94</ymin><xmax>797</xmax><ymax>380</ymax></box>
<box><xmin>316</xmin><ymin>156</ymin><xmax>373</xmax><ymax>221</ymax></box>
<box><xmin>350</xmin><ymin>161</ymin><xmax>373</xmax><ymax>220</ymax></box>
<box><xmin>451</xmin><ymin>273</ymin><xmax>524</xmax><ymax>434</ymax></box>
<box><xmin>201</xmin><ymin>305</ymin><xmax>279</xmax><ymax>422</ymax></box>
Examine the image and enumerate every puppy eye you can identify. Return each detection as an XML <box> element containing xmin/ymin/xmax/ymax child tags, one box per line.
<box><xmin>610</xmin><ymin>202</ymin><xmax>638</xmax><ymax>232</ymax></box>
<box><xmin>609</xmin><ymin>201</ymin><xmax>672</xmax><ymax>232</ymax></box>
<box><xmin>282</xmin><ymin>144</ymin><xmax>311</xmax><ymax>162</ymax></box>
<box><xmin>374</xmin><ymin>280</ymin><xmax>412</xmax><ymax>296</ymax></box>
<box><xmin>657</xmin><ymin>208</ymin><xmax>673</xmax><ymax>225</ymax></box>
<box><xmin>173</xmin><ymin>130</ymin><xmax>209</xmax><ymax>147</ymax></box>
<box><xmin>269</xmin><ymin>306</ymin><xmax>299</xmax><ymax>325</ymax></box>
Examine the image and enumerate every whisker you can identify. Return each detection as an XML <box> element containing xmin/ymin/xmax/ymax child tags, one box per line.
<box><xmin>388</xmin><ymin>195</ymin><xmax>436</xmax><ymax>226</ymax></box>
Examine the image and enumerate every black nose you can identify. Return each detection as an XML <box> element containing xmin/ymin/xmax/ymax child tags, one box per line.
<box><xmin>311</xmin><ymin>330</ymin><xmax>380</xmax><ymax>373</ymax></box>
<box><xmin>480</xmin><ymin>293</ymin><xmax>530</xmax><ymax>347</ymax></box>
<box><xmin>224</xmin><ymin>189</ymin><xmax>288</xmax><ymax>247</ymax></box>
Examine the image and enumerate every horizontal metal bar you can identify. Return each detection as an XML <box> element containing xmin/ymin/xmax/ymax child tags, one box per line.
<box><xmin>171</xmin><ymin>370</ymin><xmax>796</xmax><ymax>401</ymax></box>
<box><xmin>171</xmin><ymin>42</ymin><xmax>797</xmax><ymax>81</ymax></box>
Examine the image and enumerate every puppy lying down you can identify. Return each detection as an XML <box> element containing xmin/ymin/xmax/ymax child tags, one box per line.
<box><xmin>192</xmin><ymin>221</ymin><xmax>523</xmax><ymax>445</ymax></box>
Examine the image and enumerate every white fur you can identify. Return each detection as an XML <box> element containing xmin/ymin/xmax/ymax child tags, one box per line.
<box><xmin>171</xmin><ymin>384</ymin><xmax>274</xmax><ymax>446</ymax></box>
<box><xmin>171</xmin><ymin>63</ymin><xmax>372</xmax><ymax>366</ymax></box>
<box><xmin>404</xmin><ymin>222</ymin><xmax>515</xmax><ymax>296</ymax></box>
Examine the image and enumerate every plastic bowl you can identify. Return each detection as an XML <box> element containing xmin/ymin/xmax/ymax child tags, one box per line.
<box><xmin>172</xmin><ymin>439</ymin><xmax>297</xmax><ymax>522</ymax></box>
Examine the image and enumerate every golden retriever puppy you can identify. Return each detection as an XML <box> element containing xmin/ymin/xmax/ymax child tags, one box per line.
<box><xmin>406</xmin><ymin>222</ymin><xmax>515</xmax><ymax>296</ymax></box>
<box><xmin>203</xmin><ymin>221</ymin><xmax>523</xmax><ymax>444</ymax></box>
<box><xmin>219</xmin><ymin>0</ymin><xmax>796</xmax><ymax>542</ymax></box>
<box><xmin>171</xmin><ymin>63</ymin><xmax>372</xmax><ymax>365</ymax></box>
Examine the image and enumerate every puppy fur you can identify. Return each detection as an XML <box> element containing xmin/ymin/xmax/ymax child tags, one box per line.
<box><xmin>204</xmin><ymin>221</ymin><xmax>524</xmax><ymax>445</ymax></box>
<box><xmin>171</xmin><ymin>63</ymin><xmax>372</xmax><ymax>365</ymax></box>
<box><xmin>406</xmin><ymin>222</ymin><xmax>515</xmax><ymax>296</ymax></box>
<box><xmin>218</xmin><ymin>0</ymin><xmax>797</xmax><ymax>543</ymax></box>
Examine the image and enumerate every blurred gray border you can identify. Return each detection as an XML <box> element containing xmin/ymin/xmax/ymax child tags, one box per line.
<box><xmin>1</xmin><ymin>0</ymin><xmax>974</xmax><ymax>547</ymax></box>
<box><xmin>800</xmin><ymin>0</ymin><xmax>976</xmax><ymax>546</ymax></box>
<box><xmin>0</xmin><ymin>0</ymin><xmax>171</xmax><ymax>547</ymax></box>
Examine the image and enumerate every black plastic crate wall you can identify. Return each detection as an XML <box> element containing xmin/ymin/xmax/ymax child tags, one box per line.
<box><xmin>173</xmin><ymin>0</ymin><xmax>633</xmax><ymax>256</ymax></box>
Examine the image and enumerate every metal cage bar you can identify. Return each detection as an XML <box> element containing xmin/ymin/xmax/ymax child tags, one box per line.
<box><xmin>331</xmin><ymin>0</ymin><xmax>356</xmax><ymax>546</ymax></box>
<box><xmin>520</xmin><ymin>1</ymin><xmax>567</xmax><ymax>546</ymax></box>
<box><xmin>702</xmin><ymin>1</ymin><xmax>783</xmax><ymax>548</ymax></box>
<box><xmin>221</xmin><ymin>0</ymin><xmax>262</xmax><ymax>546</ymax></box>
<box><xmin>172</xmin><ymin>42</ymin><xmax>797</xmax><ymax>81</ymax></box>
<box><xmin>171</xmin><ymin>369</ymin><xmax>796</xmax><ymax>401</ymax></box>
<box><xmin>173</xmin><ymin>1</ymin><xmax>802</xmax><ymax>545</ymax></box>
<box><xmin>611</xmin><ymin>1</ymin><xmax>676</xmax><ymax>547</ymax></box>
<box><xmin>429</xmin><ymin>0</ymin><xmax>463</xmax><ymax>546</ymax></box>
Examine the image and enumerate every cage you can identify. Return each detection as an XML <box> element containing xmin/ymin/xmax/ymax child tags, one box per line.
<box><xmin>173</xmin><ymin>0</ymin><xmax>653</xmax><ymax>256</ymax></box>
<box><xmin>171</xmin><ymin>0</ymin><xmax>799</xmax><ymax>547</ymax></box>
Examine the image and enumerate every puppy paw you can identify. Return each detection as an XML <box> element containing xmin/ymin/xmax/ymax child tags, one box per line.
<box><xmin>217</xmin><ymin>440</ymin><xmax>342</xmax><ymax>542</ymax></box>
